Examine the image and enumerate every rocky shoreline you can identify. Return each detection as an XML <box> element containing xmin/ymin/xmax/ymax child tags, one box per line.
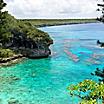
<box><xmin>0</xmin><ymin>23</ymin><xmax>53</xmax><ymax>67</ymax></box>
<box><xmin>0</xmin><ymin>47</ymin><xmax>52</xmax><ymax>67</ymax></box>
<box><xmin>0</xmin><ymin>22</ymin><xmax>98</xmax><ymax>67</ymax></box>
<box><xmin>0</xmin><ymin>39</ymin><xmax>53</xmax><ymax>67</ymax></box>
<box><xmin>0</xmin><ymin>54</ymin><xmax>26</xmax><ymax>67</ymax></box>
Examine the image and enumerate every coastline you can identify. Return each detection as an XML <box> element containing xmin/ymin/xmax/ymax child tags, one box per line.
<box><xmin>0</xmin><ymin>53</ymin><xmax>51</xmax><ymax>67</ymax></box>
<box><xmin>0</xmin><ymin>54</ymin><xmax>26</xmax><ymax>67</ymax></box>
<box><xmin>36</xmin><ymin>21</ymin><xmax>99</xmax><ymax>28</ymax></box>
<box><xmin>0</xmin><ymin>21</ymin><xmax>99</xmax><ymax>67</ymax></box>
<box><xmin>21</xmin><ymin>18</ymin><xmax>98</xmax><ymax>28</ymax></box>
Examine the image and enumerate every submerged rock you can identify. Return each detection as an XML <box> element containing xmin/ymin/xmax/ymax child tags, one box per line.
<box><xmin>97</xmin><ymin>40</ymin><xmax>104</xmax><ymax>47</ymax></box>
<box><xmin>8</xmin><ymin>98</ymin><xmax>21</xmax><ymax>104</ymax></box>
<box><xmin>0</xmin><ymin>76</ymin><xmax>21</xmax><ymax>84</ymax></box>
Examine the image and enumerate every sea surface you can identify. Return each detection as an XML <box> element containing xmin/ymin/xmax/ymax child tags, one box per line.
<box><xmin>0</xmin><ymin>23</ymin><xmax>104</xmax><ymax>104</ymax></box>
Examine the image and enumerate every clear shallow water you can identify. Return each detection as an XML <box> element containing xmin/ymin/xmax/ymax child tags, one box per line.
<box><xmin>0</xmin><ymin>23</ymin><xmax>104</xmax><ymax>104</ymax></box>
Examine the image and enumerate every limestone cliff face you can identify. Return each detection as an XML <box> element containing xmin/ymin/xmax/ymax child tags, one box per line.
<box><xmin>0</xmin><ymin>0</ymin><xmax>53</xmax><ymax>60</ymax></box>
<box><xmin>5</xmin><ymin>29</ymin><xmax>53</xmax><ymax>58</ymax></box>
<box><xmin>1</xmin><ymin>13</ymin><xmax>53</xmax><ymax>59</ymax></box>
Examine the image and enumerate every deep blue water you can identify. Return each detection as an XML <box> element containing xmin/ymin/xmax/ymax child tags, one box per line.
<box><xmin>0</xmin><ymin>23</ymin><xmax>104</xmax><ymax>104</ymax></box>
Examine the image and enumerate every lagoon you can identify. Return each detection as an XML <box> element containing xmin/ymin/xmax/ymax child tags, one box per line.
<box><xmin>0</xmin><ymin>23</ymin><xmax>104</xmax><ymax>104</ymax></box>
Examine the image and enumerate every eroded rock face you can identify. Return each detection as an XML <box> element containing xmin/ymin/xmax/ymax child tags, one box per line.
<box><xmin>5</xmin><ymin>31</ymin><xmax>53</xmax><ymax>58</ymax></box>
<box><xmin>97</xmin><ymin>40</ymin><xmax>104</xmax><ymax>47</ymax></box>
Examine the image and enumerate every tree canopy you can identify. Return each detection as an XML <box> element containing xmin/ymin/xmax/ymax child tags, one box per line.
<box><xmin>97</xmin><ymin>0</ymin><xmax>104</xmax><ymax>22</ymax></box>
<box><xmin>68</xmin><ymin>79</ymin><xmax>104</xmax><ymax>104</ymax></box>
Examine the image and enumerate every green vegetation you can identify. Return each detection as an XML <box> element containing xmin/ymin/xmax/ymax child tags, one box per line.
<box><xmin>0</xmin><ymin>48</ymin><xmax>15</xmax><ymax>58</ymax></box>
<box><xmin>68</xmin><ymin>1</ymin><xmax>104</xmax><ymax>103</ymax></box>
<box><xmin>0</xmin><ymin>0</ymin><xmax>52</xmax><ymax>59</ymax></box>
<box><xmin>97</xmin><ymin>0</ymin><xmax>104</xmax><ymax>22</ymax></box>
<box><xmin>0</xmin><ymin>13</ymin><xmax>52</xmax><ymax>45</ymax></box>
<box><xmin>1</xmin><ymin>0</ymin><xmax>96</xmax><ymax>59</ymax></box>
<box><xmin>21</xmin><ymin>19</ymin><xmax>97</xmax><ymax>27</ymax></box>
<box><xmin>68</xmin><ymin>67</ymin><xmax>104</xmax><ymax>104</ymax></box>
<box><xmin>68</xmin><ymin>80</ymin><xmax>104</xmax><ymax>104</ymax></box>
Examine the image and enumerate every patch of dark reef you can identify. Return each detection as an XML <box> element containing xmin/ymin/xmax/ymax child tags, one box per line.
<box><xmin>97</xmin><ymin>40</ymin><xmax>104</xmax><ymax>47</ymax></box>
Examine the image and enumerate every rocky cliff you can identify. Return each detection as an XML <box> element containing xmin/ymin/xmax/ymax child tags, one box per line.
<box><xmin>0</xmin><ymin>13</ymin><xmax>53</xmax><ymax>59</ymax></box>
<box><xmin>5</xmin><ymin>29</ymin><xmax>53</xmax><ymax>58</ymax></box>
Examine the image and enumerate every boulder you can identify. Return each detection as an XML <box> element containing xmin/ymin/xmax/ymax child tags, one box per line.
<box><xmin>5</xmin><ymin>31</ymin><xmax>53</xmax><ymax>58</ymax></box>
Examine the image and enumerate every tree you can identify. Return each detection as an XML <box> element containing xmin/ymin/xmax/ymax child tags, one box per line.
<box><xmin>0</xmin><ymin>0</ymin><xmax>7</xmax><ymax>28</ymax></box>
<box><xmin>0</xmin><ymin>0</ymin><xmax>53</xmax><ymax>58</ymax></box>
<box><xmin>0</xmin><ymin>0</ymin><xmax>10</xmax><ymax>44</ymax></box>
<box><xmin>68</xmin><ymin>67</ymin><xmax>104</xmax><ymax>104</ymax></box>
<box><xmin>68</xmin><ymin>79</ymin><xmax>104</xmax><ymax>104</ymax></box>
<box><xmin>68</xmin><ymin>1</ymin><xmax>104</xmax><ymax>103</ymax></box>
<box><xmin>97</xmin><ymin>0</ymin><xmax>104</xmax><ymax>22</ymax></box>
<box><xmin>91</xmin><ymin>68</ymin><xmax>104</xmax><ymax>83</ymax></box>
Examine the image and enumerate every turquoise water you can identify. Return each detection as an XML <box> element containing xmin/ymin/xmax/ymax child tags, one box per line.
<box><xmin>0</xmin><ymin>23</ymin><xmax>104</xmax><ymax>104</ymax></box>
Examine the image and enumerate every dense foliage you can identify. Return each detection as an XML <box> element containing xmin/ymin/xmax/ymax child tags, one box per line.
<box><xmin>0</xmin><ymin>48</ymin><xmax>14</xmax><ymax>58</ymax></box>
<box><xmin>91</xmin><ymin>67</ymin><xmax>104</xmax><ymax>82</ymax></box>
<box><xmin>0</xmin><ymin>0</ymin><xmax>9</xmax><ymax>43</ymax></box>
<box><xmin>68</xmin><ymin>67</ymin><xmax>104</xmax><ymax>104</ymax></box>
<box><xmin>97</xmin><ymin>0</ymin><xmax>104</xmax><ymax>22</ymax></box>
<box><xmin>21</xmin><ymin>19</ymin><xmax>97</xmax><ymax>27</ymax></box>
<box><xmin>0</xmin><ymin>0</ymin><xmax>52</xmax><ymax>58</ymax></box>
<box><xmin>68</xmin><ymin>80</ymin><xmax>104</xmax><ymax>104</ymax></box>
<box><xmin>0</xmin><ymin>13</ymin><xmax>52</xmax><ymax>45</ymax></box>
<box><xmin>68</xmin><ymin>1</ymin><xmax>104</xmax><ymax>103</ymax></box>
<box><xmin>68</xmin><ymin>68</ymin><xmax>104</xmax><ymax>104</ymax></box>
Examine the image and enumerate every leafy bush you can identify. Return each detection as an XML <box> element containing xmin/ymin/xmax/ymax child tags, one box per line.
<box><xmin>0</xmin><ymin>12</ymin><xmax>52</xmax><ymax>45</ymax></box>
<box><xmin>0</xmin><ymin>48</ymin><xmax>15</xmax><ymax>58</ymax></box>
<box><xmin>68</xmin><ymin>80</ymin><xmax>104</xmax><ymax>104</ymax></box>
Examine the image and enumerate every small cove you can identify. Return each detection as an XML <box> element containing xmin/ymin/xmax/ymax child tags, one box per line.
<box><xmin>0</xmin><ymin>23</ymin><xmax>104</xmax><ymax>104</ymax></box>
